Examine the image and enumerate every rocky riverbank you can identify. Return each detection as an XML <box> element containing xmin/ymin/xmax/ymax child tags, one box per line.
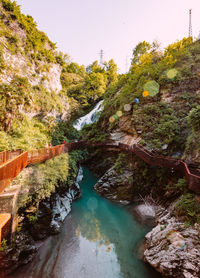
<box><xmin>92</xmin><ymin>158</ymin><xmax>200</xmax><ymax>278</ymax></box>
<box><xmin>0</xmin><ymin>168</ymin><xmax>82</xmax><ymax>276</ymax></box>
<box><xmin>144</xmin><ymin>209</ymin><xmax>200</xmax><ymax>278</ymax></box>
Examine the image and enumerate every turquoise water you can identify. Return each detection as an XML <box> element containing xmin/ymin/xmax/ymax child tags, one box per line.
<box><xmin>12</xmin><ymin>167</ymin><xmax>161</xmax><ymax>278</ymax></box>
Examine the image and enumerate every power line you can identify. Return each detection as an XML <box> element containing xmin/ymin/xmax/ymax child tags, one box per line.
<box><xmin>99</xmin><ymin>49</ymin><xmax>104</xmax><ymax>67</ymax></box>
<box><xmin>189</xmin><ymin>9</ymin><xmax>192</xmax><ymax>38</ymax></box>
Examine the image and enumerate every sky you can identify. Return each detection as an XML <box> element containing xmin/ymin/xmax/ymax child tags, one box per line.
<box><xmin>16</xmin><ymin>0</ymin><xmax>200</xmax><ymax>73</ymax></box>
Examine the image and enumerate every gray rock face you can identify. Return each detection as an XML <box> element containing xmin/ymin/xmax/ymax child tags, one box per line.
<box><xmin>144</xmin><ymin>213</ymin><xmax>200</xmax><ymax>278</ymax></box>
<box><xmin>132</xmin><ymin>203</ymin><xmax>156</xmax><ymax>226</ymax></box>
<box><xmin>94</xmin><ymin>167</ymin><xmax>134</xmax><ymax>203</ymax></box>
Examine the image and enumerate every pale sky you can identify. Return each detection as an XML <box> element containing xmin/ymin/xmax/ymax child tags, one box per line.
<box><xmin>16</xmin><ymin>0</ymin><xmax>200</xmax><ymax>73</ymax></box>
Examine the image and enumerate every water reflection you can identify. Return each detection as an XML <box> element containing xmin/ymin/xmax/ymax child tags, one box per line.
<box><xmin>10</xmin><ymin>167</ymin><xmax>161</xmax><ymax>278</ymax></box>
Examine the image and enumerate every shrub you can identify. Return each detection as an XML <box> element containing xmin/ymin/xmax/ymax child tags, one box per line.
<box><xmin>174</xmin><ymin>193</ymin><xmax>200</xmax><ymax>224</ymax></box>
<box><xmin>114</xmin><ymin>153</ymin><xmax>127</xmax><ymax>174</ymax></box>
<box><xmin>0</xmin><ymin>239</ymin><xmax>8</xmax><ymax>251</ymax></box>
<box><xmin>2</xmin><ymin>0</ymin><xmax>14</xmax><ymax>12</ymax></box>
<box><xmin>17</xmin><ymin>153</ymin><xmax>69</xmax><ymax>208</ymax></box>
<box><xmin>187</xmin><ymin>105</ymin><xmax>200</xmax><ymax>131</ymax></box>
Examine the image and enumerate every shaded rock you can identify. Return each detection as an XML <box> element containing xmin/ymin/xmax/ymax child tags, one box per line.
<box><xmin>132</xmin><ymin>203</ymin><xmax>156</xmax><ymax>226</ymax></box>
<box><xmin>144</xmin><ymin>213</ymin><xmax>200</xmax><ymax>278</ymax></box>
<box><xmin>29</xmin><ymin>169</ymin><xmax>81</xmax><ymax>240</ymax></box>
<box><xmin>94</xmin><ymin>167</ymin><xmax>134</xmax><ymax>203</ymax></box>
<box><xmin>0</xmin><ymin>231</ymin><xmax>37</xmax><ymax>276</ymax></box>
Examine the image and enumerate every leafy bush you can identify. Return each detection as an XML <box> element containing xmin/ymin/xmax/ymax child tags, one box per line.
<box><xmin>17</xmin><ymin>153</ymin><xmax>69</xmax><ymax>208</ymax></box>
<box><xmin>187</xmin><ymin>105</ymin><xmax>200</xmax><ymax>131</ymax></box>
<box><xmin>174</xmin><ymin>193</ymin><xmax>200</xmax><ymax>224</ymax></box>
<box><xmin>2</xmin><ymin>0</ymin><xmax>14</xmax><ymax>11</ymax></box>
<box><xmin>51</xmin><ymin>122</ymin><xmax>79</xmax><ymax>145</ymax></box>
<box><xmin>0</xmin><ymin>117</ymin><xmax>49</xmax><ymax>151</ymax></box>
<box><xmin>0</xmin><ymin>239</ymin><xmax>8</xmax><ymax>251</ymax></box>
<box><xmin>114</xmin><ymin>153</ymin><xmax>127</xmax><ymax>174</ymax></box>
<box><xmin>131</xmin><ymin>102</ymin><xmax>181</xmax><ymax>150</ymax></box>
<box><xmin>80</xmin><ymin>122</ymin><xmax>108</xmax><ymax>142</ymax></box>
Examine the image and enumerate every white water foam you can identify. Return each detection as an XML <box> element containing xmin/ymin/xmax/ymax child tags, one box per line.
<box><xmin>73</xmin><ymin>100</ymin><xmax>104</xmax><ymax>131</ymax></box>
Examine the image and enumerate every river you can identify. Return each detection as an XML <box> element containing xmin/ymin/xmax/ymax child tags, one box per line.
<box><xmin>11</xmin><ymin>167</ymin><xmax>161</xmax><ymax>278</ymax></box>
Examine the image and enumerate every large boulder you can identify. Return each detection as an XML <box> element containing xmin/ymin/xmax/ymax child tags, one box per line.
<box><xmin>94</xmin><ymin>167</ymin><xmax>134</xmax><ymax>204</ymax></box>
<box><xmin>144</xmin><ymin>213</ymin><xmax>200</xmax><ymax>278</ymax></box>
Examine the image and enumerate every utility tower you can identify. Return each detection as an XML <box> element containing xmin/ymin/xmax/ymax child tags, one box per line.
<box><xmin>99</xmin><ymin>49</ymin><xmax>104</xmax><ymax>67</ymax></box>
<box><xmin>125</xmin><ymin>55</ymin><xmax>128</xmax><ymax>73</ymax></box>
<box><xmin>189</xmin><ymin>9</ymin><xmax>192</xmax><ymax>38</ymax></box>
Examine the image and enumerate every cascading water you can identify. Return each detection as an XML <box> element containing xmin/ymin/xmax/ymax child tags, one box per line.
<box><xmin>9</xmin><ymin>103</ymin><xmax>161</xmax><ymax>278</ymax></box>
<box><xmin>73</xmin><ymin>100</ymin><xmax>104</xmax><ymax>131</ymax></box>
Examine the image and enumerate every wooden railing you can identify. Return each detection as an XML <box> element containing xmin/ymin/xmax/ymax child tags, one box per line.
<box><xmin>0</xmin><ymin>141</ymin><xmax>199</xmax><ymax>194</ymax></box>
<box><xmin>0</xmin><ymin>145</ymin><xmax>65</xmax><ymax>193</ymax></box>
<box><xmin>0</xmin><ymin>152</ymin><xmax>28</xmax><ymax>193</ymax></box>
<box><xmin>0</xmin><ymin>214</ymin><xmax>11</xmax><ymax>247</ymax></box>
<box><xmin>0</xmin><ymin>151</ymin><xmax>9</xmax><ymax>166</ymax></box>
<box><xmin>0</xmin><ymin>140</ymin><xmax>200</xmax><ymax>246</ymax></box>
<box><xmin>66</xmin><ymin>141</ymin><xmax>200</xmax><ymax>194</ymax></box>
<box><xmin>28</xmin><ymin>144</ymin><xmax>65</xmax><ymax>164</ymax></box>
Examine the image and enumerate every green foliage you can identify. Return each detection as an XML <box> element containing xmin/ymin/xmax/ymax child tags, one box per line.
<box><xmin>2</xmin><ymin>0</ymin><xmax>14</xmax><ymax>11</ymax></box>
<box><xmin>0</xmin><ymin>116</ymin><xmax>50</xmax><ymax>151</ymax></box>
<box><xmin>174</xmin><ymin>178</ymin><xmax>187</xmax><ymax>192</ymax></box>
<box><xmin>51</xmin><ymin>122</ymin><xmax>79</xmax><ymax>145</ymax></box>
<box><xmin>100</xmin><ymin>37</ymin><xmax>194</xmax><ymax>123</ymax></box>
<box><xmin>132</xmin><ymin>41</ymin><xmax>151</xmax><ymax>65</ymax></box>
<box><xmin>0</xmin><ymin>77</ymin><xmax>32</xmax><ymax>132</ymax></box>
<box><xmin>27</xmin><ymin>212</ymin><xmax>38</xmax><ymax>224</ymax></box>
<box><xmin>66</xmin><ymin>150</ymin><xmax>87</xmax><ymax>186</ymax></box>
<box><xmin>187</xmin><ymin>105</ymin><xmax>200</xmax><ymax>131</ymax></box>
<box><xmin>174</xmin><ymin>193</ymin><xmax>200</xmax><ymax>224</ymax></box>
<box><xmin>166</xmin><ymin>178</ymin><xmax>187</xmax><ymax>194</ymax></box>
<box><xmin>83</xmin><ymin>72</ymin><xmax>107</xmax><ymax>102</ymax></box>
<box><xmin>80</xmin><ymin>122</ymin><xmax>108</xmax><ymax>142</ymax></box>
<box><xmin>114</xmin><ymin>153</ymin><xmax>127</xmax><ymax>174</ymax></box>
<box><xmin>132</xmin><ymin>102</ymin><xmax>181</xmax><ymax>150</ymax></box>
<box><xmin>32</xmin><ymin>85</ymin><xmax>63</xmax><ymax>113</ymax></box>
<box><xmin>1</xmin><ymin>0</ymin><xmax>56</xmax><ymax>63</ymax></box>
<box><xmin>0</xmin><ymin>238</ymin><xmax>8</xmax><ymax>252</ymax></box>
<box><xmin>61</xmin><ymin>60</ymin><xmax>118</xmax><ymax>108</ymax></box>
<box><xmin>17</xmin><ymin>153</ymin><xmax>69</xmax><ymax>208</ymax></box>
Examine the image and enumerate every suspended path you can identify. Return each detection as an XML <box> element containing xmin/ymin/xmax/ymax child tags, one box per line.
<box><xmin>0</xmin><ymin>141</ymin><xmax>199</xmax><ymax>245</ymax></box>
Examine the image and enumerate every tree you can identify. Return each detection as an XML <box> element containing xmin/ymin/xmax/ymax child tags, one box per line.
<box><xmin>84</xmin><ymin>72</ymin><xmax>107</xmax><ymax>102</ymax></box>
<box><xmin>86</xmin><ymin>61</ymin><xmax>104</xmax><ymax>73</ymax></box>
<box><xmin>105</xmin><ymin>59</ymin><xmax>118</xmax><ymax>87</ymax></box>
<box><xmin>0</xmin><ymin>77</ymin><xmax>31</xmax><ymax>132</ymax></box>
<box><xmin>132</xmin><ymin>41</ymin><xmax>151</xmax><ymax>65</ymax></box>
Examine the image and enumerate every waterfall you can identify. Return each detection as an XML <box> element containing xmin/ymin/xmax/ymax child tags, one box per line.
<box><xmin>73</xmin><ymin>100</ymin><xmax>104</xmax><ymax>131</ymax></box>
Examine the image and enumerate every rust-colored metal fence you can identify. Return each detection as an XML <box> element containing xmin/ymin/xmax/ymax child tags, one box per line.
<box><xmin>0</xmin><ymin>213</ymin><xmax>11</xmax><ymax>247</ymax></box>
<box><xmin>0</xmin><ymin>145</ymin><xmax>65</xmax><ymax>194</ymax></box>
<box><xmin>0</xmin><ymin>151</ymin><xmax>9</xmax><ymax>166</ymax></box>
<box><xmin>0</xmin><ymin>150</ymin><xmax>24</xmax><ymax>166</ymax></box>
<box><xmin>27</xmin><ymin>144</ymin><xmax>65</xmax><ymax>164</ymax></box>
<box><xmin>0</xmin><ymin>141</ymin><xmax>199</xmax><ymax>194</ymax></box>
<box><xmin>0</xmin><ymin>152</ymin><xmax>28</xmax><ymax>193</ymax></box>
<box><xmin>66</xmin><ymin>141</ymin><xmax>200</xmax><ymax>193</ymax></box>
<box><xmin>0</xmin><ymin>140</ymin><xmax>200</xmax><ymax>246</ymax></box>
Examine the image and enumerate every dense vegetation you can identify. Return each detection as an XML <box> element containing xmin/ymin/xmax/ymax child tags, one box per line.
<box><xmin>0</xmin><ymin>0</ymin><xmax>199</xmax><ymax>229</ymax></box>
<box><xmin>81</xmin><ymin>38</ymin><xmax>200</xmax><ymax>225</ymax></box>
<box><xmin>86</xmin><ymin>38</ymin><xmax>200</xmax><ymax>161</ymax></box>
<box><xmin>0</xmin><ymin>0</ymin><xmax>118</xmax><ymax>151</ymax></box>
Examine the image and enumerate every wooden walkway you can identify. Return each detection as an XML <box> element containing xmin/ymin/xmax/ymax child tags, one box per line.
<box><xmin>0</xmin><ymin>140</ymin><xmax>199</xmax><ymax>246</ymax></box>
<box><xmin>66</xmin><ymin>141</ymin><xmax>200</xmax><ymax>194</ymax></box>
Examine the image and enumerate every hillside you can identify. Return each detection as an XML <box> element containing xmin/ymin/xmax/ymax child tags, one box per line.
<box><xmin>0</xmin><ymin>0</ymin><xmax>118</xmax><ymax>151</ymax></box>
<box><xmin>0</xmin><ymin>1</ymin><xmax>200</xmax><ymax>277</ymax></box>
<box><xmin>83</xmin><ymin>38</ymin><xmax>200</xmax><ymax>162</ymax></box>
<box><xmin>80</xmin><ymin>38</ymin><xmax>200</xmax><ymax>277</ymax></box>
